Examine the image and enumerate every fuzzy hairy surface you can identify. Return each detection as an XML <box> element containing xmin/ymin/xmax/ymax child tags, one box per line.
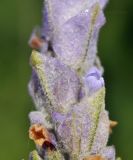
<box><xmin>28</xmin><ymin>0</ymin><xmax>118</xmax><ymax>160</ymax></box>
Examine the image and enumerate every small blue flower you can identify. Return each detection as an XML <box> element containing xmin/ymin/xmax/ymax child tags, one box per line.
<box><xmin>84</xmin><ymin>67</ymin><xmax>104</xmax><ymax>95</ymax></box>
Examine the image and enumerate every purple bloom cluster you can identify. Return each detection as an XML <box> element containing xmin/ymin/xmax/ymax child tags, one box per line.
<box><xmin>27</xmin><ymin>0</ymin><xmax>118</xmax><ymax>160</ymax></box>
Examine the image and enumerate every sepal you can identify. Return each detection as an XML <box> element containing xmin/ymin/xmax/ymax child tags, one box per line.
<box><xmin>30</xmin><ymin>50</ymin><xmax>80</xmax><ymax>113</ymax></box>
<box><xmin>29</xmin><ymin>150</ymin><xmax>43</xmax><ymax>160</ymax></box>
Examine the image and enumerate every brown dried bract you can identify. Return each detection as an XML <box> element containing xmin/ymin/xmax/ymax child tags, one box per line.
<box><xmin>29</xmin><ymin>36</ymin><xmax>44</xmax><ymax>49</ymax></box>
<box><xmin>83</xmin><ymin>155</ymin><xmax>105</xmax><ymax>160</ymax></box>
<box><xmin>110</xmin><ymin>120</ymin><xmax>118</xmax><ymax>133</ymax></box>
<box><xmin>29</xmin><ymin>124</ymin><xmax>50</xmax><ymax>146</ymax></box>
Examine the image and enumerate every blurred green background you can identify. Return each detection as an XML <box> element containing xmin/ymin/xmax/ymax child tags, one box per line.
<box><xmin>0</xmin><ymin>0</ymin><xmax>133</xmax><ymax>159</ymax></box>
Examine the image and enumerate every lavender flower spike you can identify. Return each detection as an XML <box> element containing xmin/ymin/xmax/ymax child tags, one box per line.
<box><xmin>27</xmin><ymin>0</ymin><xmax>120</xmax><ymax>159</ymax></box>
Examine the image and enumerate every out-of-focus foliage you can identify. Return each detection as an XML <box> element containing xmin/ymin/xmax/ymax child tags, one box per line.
<box><xmin>0</xmin><ymin>0</ymin><xmax>133</xmax><ymax>159</ymax></box>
